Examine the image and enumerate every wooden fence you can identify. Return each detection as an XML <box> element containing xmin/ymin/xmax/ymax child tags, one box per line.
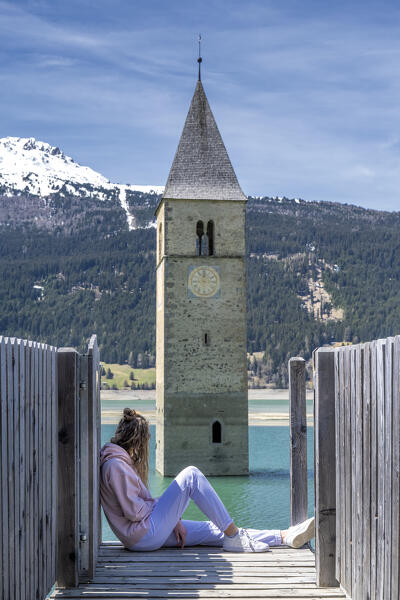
<box><xmin>0</xmin><ymin>334</ymin><xmax>101</xmax><ymax>600</ymax></box>
<box><xmin>314</xmin><ymin>335</ymin><xmax>400</xmax><ymax>599</ymax></box>
<box><xmin>0</xmin><ymin>337</ymin><xmax>57</xmax><ymax>600</ymax></box>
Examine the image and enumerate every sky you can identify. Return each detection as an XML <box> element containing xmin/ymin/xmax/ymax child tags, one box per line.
<box><xmin>1</xmin><ymin>0</ymin><xmax>400</xmax><ymax>210</ymax></box>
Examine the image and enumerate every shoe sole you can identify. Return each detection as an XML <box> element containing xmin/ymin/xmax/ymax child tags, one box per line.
<box><xmin>290</xmin><ymin>518</ymin><xmax>315</xmax><ymax>548</ymax></box>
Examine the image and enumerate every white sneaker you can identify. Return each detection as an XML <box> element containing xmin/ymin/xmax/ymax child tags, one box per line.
<box><xmin>223</xmin><ymin>528</ymin><xmax>270</xmax><ymax>553</ymax></box>
<box><xmin>283</xmin><ymin>517</ymin><xmax>315</xmax><ymax>548</ymax></box>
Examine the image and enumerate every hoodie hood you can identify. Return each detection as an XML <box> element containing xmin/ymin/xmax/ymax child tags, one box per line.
<box><xmin>100</xmin><ymin>442</ymin><xmax>133</xmax><ymax>468</ymax></box>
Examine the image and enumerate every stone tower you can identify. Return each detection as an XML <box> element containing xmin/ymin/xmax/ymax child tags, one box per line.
<box><xmin>155</xmin><ymin>76</ymin><xmax>248</xmax><ymax>476</ymax></box>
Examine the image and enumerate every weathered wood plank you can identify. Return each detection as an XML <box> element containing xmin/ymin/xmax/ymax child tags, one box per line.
<box><xmin>376</xmin><ymin>339</ymin><xmax>385</xmax><ymax>600</ymax></box>
<box><xmin>95</xmin><ymin>563</ymin><xmax>315</xmax><ymax>583</ymax></box>
<box><xmin>94</xmin><ymin>569</ymin><xmax>317</xmax><ymax>576</ymax></box>
<box><xmin>60</xmin><ymin>583</ymin><xmax>340</xmax><ymax>591</ymax></box>
<box><xmin>77</xmin><ymin>577</ymin><xmax>319</xmax><ymax>584</ymax></box>
<box><xmin>370</xmin><ymin>339</ymin><xmax>377</xmax><ymax>600</ymax></box>
<box><xmin>337</xmin><ymin>348</ymin><xmax>346</xmax><ymax>589</ymax></box>
<box><xmin>361</xmin><ymin>342</ymin><xmax>371</xmax><ymax>600</ymax></box>
<box><xmin>33</xmin><ymin>341</ymin><xmax>40</xmax><ymax>600</ymax></box>
<box><xmin>42</xmin><ymin>344</ymin><xmax>47</xmax><ymax>599</ymax></box>
<box><xmin>314</xmin><ymin>348</ymin><xmax>337</xmax><ymax>587</ymax></box>
<box><xmin>392</xmin><ymin>335</ymin><xmax>400</xmax><ymax>599</ymax></box>
<box><xmin>97</xmin><ymin>548</ymin><xmax>315</xmax><ymax>558</ymax></box>
<box><xmin>289</xmin><ymin>357</ymin><xmax>308</xmax><ymax>527</ymax></box>
<box><xmin>7</xmin><ymin>339</ymin><xmax>16</xmax><ymax>600</ymax></box>
<box><xmin>349</xmin><ymin>345</ymin><xmax>357</xmax><ymax>599</ymax></box>
<box><xmin>88</xmin><ymin>334</ymin><xmax>101</xmax><ymax>571</ymax></box>
<box><xmin>17</xmin><ymin>339</ymin><xmax>25</xmax><ymax>600</ymax></box>
<box><xmin>0</xmin><ymin>338</ymin><xmax>9</xmax><ymax>600</ymax></box>
<box><xmin>96</xmin><ymin>556</ymin><xmax>317</xmax><ymax>564</ymax></box>
<box><xmin>384</xmin><ymin>338</ymin><xmax>394</xmax><ymax>599</ymax></box>
<box><xmin>343</xmin><ymin>345</ymin><xmax>352</xmax><ymax>596</ymax></box>
<box><xmin>46</xmin><ymin>345</ymin><xmax>53</xmax><ymax>593</ymax></box>
<box><xmin>99</xmin><ymin>544</ymin><xmax>315</xmax><ymax>553</ymax></box>
<box><xmin>25</xmin><ymin>340</ymin><xmax>33</xmax><ymax>600</ymax></box>
<box><xmin>57</xmin><ymin>348</ymin><xmax>80</xmax><ymax>588</ymax></box>
<box><xmin>11</xmin><ymin>338</ymin><xmax>21</xmax><ymax>600</ymax></box>
<box><xmin>79</xmin><ymin>353</ymin><xmax>90</xmax><ymax>579</ymax></box>
<box><xmin>333</xmin><ymin>349</ymin><xmax>340</xmax><ymax>583</ymax></box>
<box><xmin>51</xmin><ymin>345</ymin><xmax>58</xmax><ymax>588</ymax></box>
<box><xmin>52</xmin><ymin>588</ymin><xmax>346</xmax><ymax>598</ymax></box>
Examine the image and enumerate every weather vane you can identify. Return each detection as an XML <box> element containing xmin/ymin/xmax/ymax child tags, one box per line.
<box><xmin>198</xmin><ymin>34</ymin><xmax>202</xmax><ymax>81</ymax></box>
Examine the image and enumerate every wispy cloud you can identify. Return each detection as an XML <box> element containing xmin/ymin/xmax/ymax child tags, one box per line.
<box><xmin>1</xmin><ymin>0</ymin><xmax>400</xmax><ymax>208</ymax></box>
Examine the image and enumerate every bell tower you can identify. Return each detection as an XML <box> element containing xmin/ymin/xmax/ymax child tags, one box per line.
<box><xmin>155</xmin><ymin>69</ymin><xmax>248</xmax><ymax>476</ymax></box>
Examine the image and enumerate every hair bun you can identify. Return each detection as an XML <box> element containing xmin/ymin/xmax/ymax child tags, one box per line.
<box><xmin>123</xmin><ymin>408</ymin><xmax>137</xmax><ymax>421</ymax></box>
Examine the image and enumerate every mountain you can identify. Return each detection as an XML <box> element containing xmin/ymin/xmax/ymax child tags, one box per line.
<box><xmin>0</xmin><ymin>137</ymin><xmax>163</xmax><ymax>231</ymax></box>
<box><xmin>1</xmin><ymin>137</ymin><xmax>400</xmax><ymax>387</ymax></box>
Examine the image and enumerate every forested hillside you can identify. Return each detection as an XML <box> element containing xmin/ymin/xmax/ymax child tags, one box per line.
<box><xmin>1</xmin><ymin>192</ymin><xmax>400</xmax><ymax>387</ymax></box>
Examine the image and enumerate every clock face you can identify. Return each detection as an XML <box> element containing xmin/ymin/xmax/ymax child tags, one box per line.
<box><xmin>188</xmin><ymin>266</ymin><xmax>220</xmax><ymax>298</ymax></box>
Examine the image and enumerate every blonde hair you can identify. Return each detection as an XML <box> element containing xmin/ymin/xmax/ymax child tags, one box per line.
<box><xmin>111</xmin><ymin>408</ymin><xmax>150</xmax><ymax>487</ymax></box>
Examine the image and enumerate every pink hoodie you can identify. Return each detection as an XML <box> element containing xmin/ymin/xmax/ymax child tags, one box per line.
<box><xmin>100</xmin><ymin>442</ymin><xmax>155</xmax><ymax>547</ymax></box>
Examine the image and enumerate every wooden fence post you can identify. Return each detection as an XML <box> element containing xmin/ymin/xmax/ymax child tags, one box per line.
<box><xmin>289</xmin><ymin>357</ymin><xmax>308</xmax><ymax>526</ymax></box>
<box><xmin>87</xmin><ymin>335</ymin><xmax>101</xmax><ymax>579</ymax></box>
<box><xmin>57</xmin><ymin>348</ymin><xmax>80</xmax><ymax>588</ymax></box>
<box><xmin>314</xmin><ymin>348</ymin><xmax>338</xmax><ymax>587</ymax></box>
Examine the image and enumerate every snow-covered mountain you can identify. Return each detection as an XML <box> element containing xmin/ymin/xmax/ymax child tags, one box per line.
<box><xmin>0</xmin><ymin>137</ymin><xmax>164</xmax><ymax>230</ymax></box>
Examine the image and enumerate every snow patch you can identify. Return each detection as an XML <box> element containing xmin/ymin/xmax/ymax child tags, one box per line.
<box><xmin>118</xmin><ymin>185</ymin><xmax>135</xmax><ymax>231</ymax></box>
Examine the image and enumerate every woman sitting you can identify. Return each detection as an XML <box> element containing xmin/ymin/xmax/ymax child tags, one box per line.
<box><xmin>100</xmin><ymin>408</ymin><xmax>315</xmax><ymax>553</ymax></box>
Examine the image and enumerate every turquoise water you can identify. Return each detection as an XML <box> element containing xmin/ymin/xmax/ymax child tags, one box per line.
<box><xmin>101</xmin><ymin>425</ymin><xmax>314</xmax><ymax>541</ymax></box>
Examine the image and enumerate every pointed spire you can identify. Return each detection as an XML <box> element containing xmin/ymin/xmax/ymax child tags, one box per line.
<box><xmin>198</xmin><ymin>34</ymin><xmax>202</xmax><ymax>81</ymax></box>
<box><xmin>163</xmin><ymin>80</ymin><xmax>246</xmax><ymax>202</ymax></box>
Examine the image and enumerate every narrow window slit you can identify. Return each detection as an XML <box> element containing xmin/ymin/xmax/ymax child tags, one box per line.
<box><xmin>196</xmin><ymin>221</ymin><xmax>204</xmax><ymax>255</ymax></box>
<box><xmin>207</xmin><ymin>221</ymin><xmax>214</xmax><ymax>256</ymax></box>
<box><xmin>212</xmin><ymin>421</ymin><xmax>222</xmax><ymax>444</ymax></box>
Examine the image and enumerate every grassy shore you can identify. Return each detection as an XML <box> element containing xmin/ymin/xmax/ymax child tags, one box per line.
<box><xmin>101</xmin><ymin>363</ymin><xmax>155</xmax><ymax>389</ymax></box>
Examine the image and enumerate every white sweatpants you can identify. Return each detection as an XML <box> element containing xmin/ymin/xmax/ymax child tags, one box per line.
<box><xmin>129</xmin><ymin>466</ymin><xmax>282</xmax><ymax>551</ymax></box>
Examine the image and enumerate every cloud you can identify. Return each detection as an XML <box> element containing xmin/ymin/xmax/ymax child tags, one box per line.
<box><xmin>1</xmin><ymin>0</ymin><xmax>400</xmax><ymax>209</ymax></box>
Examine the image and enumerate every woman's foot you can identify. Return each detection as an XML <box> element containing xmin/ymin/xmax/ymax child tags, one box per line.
<box><xmin>282</xmin><ymin>517</ymin><xmax>315</xmax><ymax>548</ymax></box>
<box><xmin>223</xmin><ymin>528</ymin><xmax>270</xmax><ymax>553</ymax></box>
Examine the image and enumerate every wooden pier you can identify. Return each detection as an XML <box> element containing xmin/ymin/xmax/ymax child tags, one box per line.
<box><xmin>1</xmin><ymin>332</ymin><xmax>400</xmax><ymax>599</ymax></box>
<box><xmin>50</xmin><ymin>543</ymin><xmax>345</xmax><ymax>599</ymax></box>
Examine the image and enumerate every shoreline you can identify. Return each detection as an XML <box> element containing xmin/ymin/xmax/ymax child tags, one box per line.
<box><xmin>101</xmin><ymin>388</ymin><xmax>314</xmax><ymax>401</ymax></box>
<box><xmin>101</xmin><ymin>389</ymin><xmax>314</xmax><ymax>427</ymax></box>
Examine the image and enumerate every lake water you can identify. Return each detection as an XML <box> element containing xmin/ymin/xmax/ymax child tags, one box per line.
<box><xmin>101</xmin><ymin>424</ymin><xmax>314</xmax><ymax>541</ymax></box>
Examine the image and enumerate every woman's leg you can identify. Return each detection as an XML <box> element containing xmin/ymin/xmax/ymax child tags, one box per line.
<box><xmin>162</xmin><ymin>522</ymin><xmax>282</xmax><ymax>548</ymax></box>
<box><xmin>130</xmin><ymin>466</ymin><xmax>233</xmax><ymax>551</ymax></box>
<box><xmin>163</xmin><ymin>520</ymin><xmax>224</xmax><ymax>547</ymax></box>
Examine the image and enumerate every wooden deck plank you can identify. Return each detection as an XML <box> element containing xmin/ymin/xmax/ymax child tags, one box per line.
<box><xmin>50</xmin><ymin>546</ymin><xmax>345</xmax><ymax>599</ymax></box>
<box><xmin>52</xmin><ymin>591</ymin><xmax>345</xmax><ymax>598</ymax></box>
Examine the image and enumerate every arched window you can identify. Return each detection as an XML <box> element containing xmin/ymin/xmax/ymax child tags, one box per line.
<box><xmin>212</xmin><ymin>421</ymin><xmax>222</xmax><ymax>444</ymax></box>
<box><xmin>207</xmin><ymin>221</ymin><xmax>214</xmax><ymax>256</ymax></box>
<box><xmin>196</xmin><ymin>221</ymin><xmax>204</xmax><ymax>255</ymax></box>
<box><xmin>158</xmin><ymin>223</ymin><xmax>163</xmax><ymax>261</ymax></box>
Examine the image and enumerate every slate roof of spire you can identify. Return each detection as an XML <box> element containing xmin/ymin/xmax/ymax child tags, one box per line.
<box><xmin>163</xmin><ymin>81</ymin><xmax>247</xmax><ymax>202</ymax></box>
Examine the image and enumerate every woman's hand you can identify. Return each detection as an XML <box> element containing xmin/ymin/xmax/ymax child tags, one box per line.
<box><xmin>174</xmin><ymin>520</ymin><xmax>187</xmax><ymax>549</ymax></box>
